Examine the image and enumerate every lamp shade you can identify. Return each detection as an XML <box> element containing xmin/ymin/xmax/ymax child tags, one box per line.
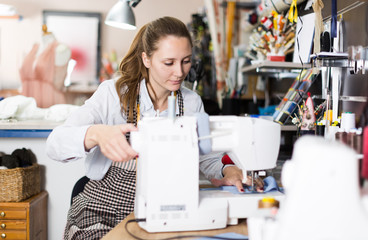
<box><xmin>105</xmin><ymin>0</ymin><xmax>136</xmax><ymax>30</ymax></box>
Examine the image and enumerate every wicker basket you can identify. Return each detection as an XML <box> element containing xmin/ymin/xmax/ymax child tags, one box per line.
<box><xmin>0</xmin><ymin>164</ymin><xmax>41</xmax><ymax>202</ymax></box>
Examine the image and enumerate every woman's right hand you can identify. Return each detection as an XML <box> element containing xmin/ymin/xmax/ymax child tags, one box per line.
<box><xmin>84</xmin><ymin>124</ymin><xmax>138</xmax><ymax>162</ymax></box>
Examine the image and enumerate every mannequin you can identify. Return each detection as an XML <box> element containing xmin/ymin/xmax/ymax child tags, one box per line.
<box><xmin>19</xmin><ymin>25</ymin><xmax>71</xmax><ymax>108</ymax></box>
<box><xmin>41</xmin><ymin>25</ymin><xmax>71</xmax><ymax>67</ymax></box>
<box><xmin>40</xmin><ymin>24</ymin><xmax>71</xmax><ymax>90</ymax></box>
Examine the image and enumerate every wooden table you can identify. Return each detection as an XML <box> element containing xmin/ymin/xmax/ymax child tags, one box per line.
<box><xmin>102</xmin><ymin>213</ymin><xmax>248</xmax><ymax>240</ymax></box>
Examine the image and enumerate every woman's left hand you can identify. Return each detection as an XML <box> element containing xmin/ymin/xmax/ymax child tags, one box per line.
<box><xmin>210</xmin><ymin>165</ymin><xmax>264</xmax><ymax>193</ymax></box>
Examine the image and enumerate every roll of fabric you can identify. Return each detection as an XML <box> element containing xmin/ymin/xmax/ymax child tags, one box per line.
<box><xmin>341</xmin><ymin>112</ymin><xmax>356</xmax><ymax>132</ymax></box>
<box><xmin>361</xmin><ymin>127</ymin><xmax>368</xmax><ymax>179</ymax></box>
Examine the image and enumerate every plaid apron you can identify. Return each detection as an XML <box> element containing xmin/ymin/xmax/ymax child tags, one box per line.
<box><xmin>64</xmin><ymin>90</ymin><xmax>184</xmax><ymax>240</ymax></box>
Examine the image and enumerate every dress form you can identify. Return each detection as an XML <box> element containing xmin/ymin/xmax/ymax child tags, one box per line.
<box><xmin>19</xmin><ymin>25</ymin><xmax>71</xmax><ymax>108</ymax></box>
<box><xmin>41</xmin><ymin>24</ymin><xmax>71</xmax><ymax>90</ymax></box>
<box><xmin>41</xmin><ymin>24</ymin><xmax>71</xmax><ymax>67</ymax></box>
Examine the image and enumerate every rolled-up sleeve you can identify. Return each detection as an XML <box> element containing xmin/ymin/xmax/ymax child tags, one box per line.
<box><xmin>46</xmin><ymin>81</ymin><xmax>112</xmax><ymax>162</ymax></box>
<box><xmin>46</xmin><ymin>124</ymin><xmax>92</xmax><ymax>162</ymax></box>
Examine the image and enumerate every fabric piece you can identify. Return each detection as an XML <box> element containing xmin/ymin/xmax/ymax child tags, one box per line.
<box><xmin>312</xmin><ymin>0</ymin><xmax>324</xmax><ymax>54</ymax></box>
<box><xmin>0</xmin><ymin>95</ymin><xmax>77</xmax><ymax>121</ymax></box>
<box><xmin>204</xmin><ymin>0</ymin><xmax>228</xmax><ymax>85</ymax></box>
<box><xmin>0</xmin><ymin>95</ymin><xmax>44</xmax><ymax>119</ymax></box>
<box><xmin>201</xmin><ymin>176</ymin><xmax>280</xmax><ymax>194</ymax></box>
<box><xmin>19</xmin><ymin>41</ymin><xmax>67</xmax><ymax>108</ymax></box>
<box><xmin>196</xmin><ymin>232</ymin><xmax>248</xmax><ymax>240</ymax></box>
<box><xmin>330</xmin><ymin>0</ymin><xmax>337</xmax><ymax>38</ymax></box>
<box><xmin>222</xmin><ymin>154</ymin><xmax>234</xmax><ymax>165</ymax></box>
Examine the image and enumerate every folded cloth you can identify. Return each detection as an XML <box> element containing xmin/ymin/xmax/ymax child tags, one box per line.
<box><xmin>0</xmin><ymin>95</ymin><xmax>44</xmax><ymax>120</ymax></box>
<box><xmin>0</xmin><ymin>95</ymin><xmax>78</xmax><ymax>121</ymax></box>
<box><xmin>262</xmin><ymin>175</ymin><xmax>281</xmax><ymax>192</ymax></box>
<box><xmin>44</xmin><ymin>104</ymin><xmax>78</xmax><ymax>122</ymax></box>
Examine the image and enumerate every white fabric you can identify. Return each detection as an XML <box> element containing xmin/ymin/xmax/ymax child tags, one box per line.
<box><xmin>0</xmin><ymin>4</ymin><xmax>17</xmax><ymax>16</ymax></box>
<box><xmin>46</xmin><ymin>79</ymin><xmax>224</xmax><ymax>180</ymax></box>
<box><xmin>0</xmin><ymin>95</ymin><xmax>77</xmax><ymax>121</ymax></box>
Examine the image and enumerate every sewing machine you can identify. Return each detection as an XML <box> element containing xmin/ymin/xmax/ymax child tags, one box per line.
<box><xmin>248</xmin><ymin>135</ymin><xmax>368</xmax><ymax>240</ymax></box>
<box><xmin>131</xmin><ymin>114</ymin><xmax>284</xmax><ymax>233</ymax></box>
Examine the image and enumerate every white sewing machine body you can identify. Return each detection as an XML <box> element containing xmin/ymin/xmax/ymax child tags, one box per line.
<box><xmin>131</xmin><ymin>115</ymin><xmax>283</xmax><ymax>232</ymax></box>
<box><xmin>248</xmin><ymin>136</ymin><xmax>368</xmax><ymax>240</ymax></box>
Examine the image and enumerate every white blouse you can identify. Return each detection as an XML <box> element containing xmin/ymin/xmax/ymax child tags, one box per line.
<box><xmin>46</xmin><ymin>79</ymin><xmax>224</xmax><ymax>180</ymax></box>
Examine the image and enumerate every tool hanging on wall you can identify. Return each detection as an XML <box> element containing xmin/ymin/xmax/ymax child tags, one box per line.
<box><xmin>226</xmin><ymin>0</ymin><xmax>236</xmax><ymax>71</ymax></box>
<box><xmin>312</xmin><ymin>0</ymin><xmax>324</xmax><ymax>54</ymax></box>
<box><xmin>330</xmin><ymin>0</ymin><xmax>337</xmax><ymax>38</ymax></box>
<box><xmin>288</xmin><ymin>0</ymin><xmax>298</xmax><ymax>23</ymax></box>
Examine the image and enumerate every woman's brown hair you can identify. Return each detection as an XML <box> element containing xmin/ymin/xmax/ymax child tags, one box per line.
<box><xmin>115</xmin><ymin>16</ymin><xmax>193</xmax><ymax>123</ymax></box>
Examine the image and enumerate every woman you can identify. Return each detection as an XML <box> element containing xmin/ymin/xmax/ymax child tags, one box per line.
<box><xmin>47</xmin><ymin>16</ymin><xmax>262</xmax><ymax>239</ymax></box>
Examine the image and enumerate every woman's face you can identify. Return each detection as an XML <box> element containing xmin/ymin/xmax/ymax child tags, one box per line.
<box><xmin>142</xmin><ymin>35</ymin><xmax>192</xmax><ymax>94</ymax></box>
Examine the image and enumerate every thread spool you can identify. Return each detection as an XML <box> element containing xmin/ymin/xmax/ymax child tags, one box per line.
<box><xmin>290</xmin><ymin>80</ymin><xmax>300</xmax><ymax>90</ymax></box>
<box><xmin>258</xmin><ymin>197</ymin><xmax>279</xmax><ymax>209</ymax></box>
<box><xmin>283</xmin><ymin>101</ymin><xmax>298</xmax><ymax>115</ymax></box>
<box><xmin>341</xmin><ymin>112</ymin><xmax>356</xmax><ymax>132</ymax></box>
<box><xmin>335</xmin><ymin>130</ymin><xmax>348</xmax><ymax>145</ymax></box>
<box><xmin>276</xmin><ymin>100</ymin><xmax>287</xmax><ymax>110</ymax></box>
<box><xmin>315</xmin><ymin>124</ymin><xmax>325</xmax><ymax>136</ymax></box>
<box><xmin>298</xmin><ymin>81</ymin><xmax>311</xmax><ymax>93</ymax></box>
<box><xmin>324</xmin><ymin>110</ymin><xmax>333</xmax><ymax>125</ymax></box>
<box><xmin>355</xmin><ymin>131</ymin><xmax>363</xmax><ymax>154</ymax></box>
<box><xmin>273</xmin><ymin>111</ymin><xmax>289</xmax><ymax>124</ymax></box>
<box><xmin>289</xmin><ymin>91</ymin><xmax>301</xmax><ymax>103</ymax></box>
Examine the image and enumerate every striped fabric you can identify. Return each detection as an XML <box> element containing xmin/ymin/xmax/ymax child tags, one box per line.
<box><xmin>64</xmin><ymin>90</ymin><xmax>184</xmax><ymax>239</ymax></box>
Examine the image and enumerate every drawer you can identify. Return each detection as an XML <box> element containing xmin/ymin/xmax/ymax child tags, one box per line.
<box><xmin>0</xmin><ymin>231</ymin><xmax>27</xmax><ymax>239</ymax></box>
<box><xmin>0</xmin><ymin>210</ymin><xmax>26</xmax><ymax>220</ymax></box>
<box><xmin>0</xmin><ymin>221</ymin><xmax>26</xmax><ymax>230</ymax></box>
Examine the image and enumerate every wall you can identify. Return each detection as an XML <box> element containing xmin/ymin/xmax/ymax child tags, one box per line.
<box><xmin>0</xmin><ymin>0</ymin><xmax>205</xmax><ymax>89</ymax></box>
<box><xmin>0</xmin><ymin>135</ymin><xmax>84</xmax><ymax>240</ymax></box>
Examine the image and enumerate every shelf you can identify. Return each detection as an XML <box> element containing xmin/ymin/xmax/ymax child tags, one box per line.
<box><xmin>0</xmin><ymin>15</ymin><xmax>23</xmax><ymax>20</ymax></box>
<box><xmin>310</xmin><ymin>52</ymin><xmax>350</xmax><ymax>68</ymax></box>
<box><xmin>240</xmin><ymin>61</ymin><xmax>311</xmax><ymax>76</ymax></box>
<box><xmin>0</xmin><ymin>120</ymin><xmax>61</xmax><ymax>138</ymax></box>
<box><xmin>312</xmin><ymin>95</ymin><xmax>367</xmax><ymax>103</ymax></box>
<box><xmin>280</xmin><ymin>125</ymin><xmax>298</xmax><ymax>131</ymax></box>
<box><xmin>0</xmin><ymin>119</ymin><xmax>61</xmax><ymax>130</ymax></box>
<box><xmin>312</xmin><ymin>58</ymin><xmax>350</xmax><ymax>68</ymax></box>
<box><xmin>340</xmin><ymin>95</ymin><xmax>367</xmax><ymax>103</ymax></box>
<box><xmin>65</xmin><ymin>84</ymin><xmax>98</xmax><ymax>94</ymax></box>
